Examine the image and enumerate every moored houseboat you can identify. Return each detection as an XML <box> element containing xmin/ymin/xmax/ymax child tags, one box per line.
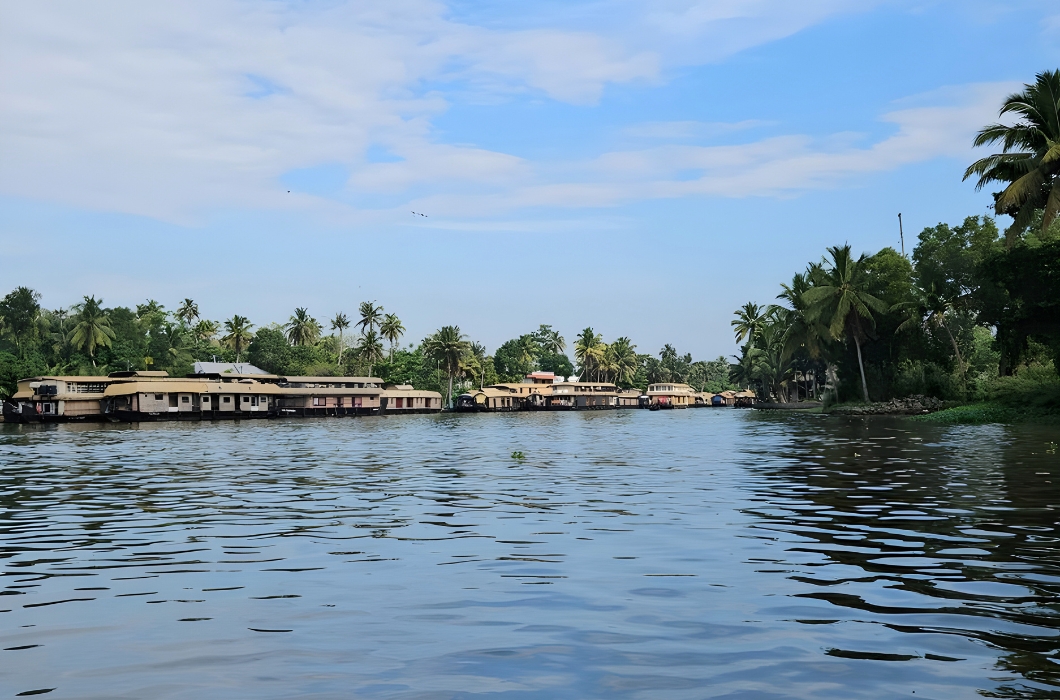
<box><xmin>103</xmin><ymin>376</ymin><xmax>275</xmax><ymax>421</ymax></box>
<box><xmin>381</xmin><ymin>385</ymin><xmax>443</xmax><ymax>414</ymax></box>
<box><xmin>456</xmin><ymin>386</ymin><xmax>523</xmax><ymax>412</ymax></box>
<box><xmin>269</xmin><ymin>376</ymin><xmax>384</xmax><ymax>417</ymax></box>
<box><xmin>547</xmin><ymin>382</ymin><xmax>618</xmax><ymax>409</ymax></box>
<box><xmin>4</xmin><ymin>375</ymin><xmax>119</xmax><ymax>423</ymax></box>
<box><xmin>616</xmin><ymin>388</ymin><xmax>642</xmax><ymax>408</ymax></box>
<box><xmin>646</xmin><ymin>383</ymin><xmax>695</xmax><ymax>408</ymax></box>
<box><xmin>734</xmin><ymin>390</ymin><xmax>757</xmax><ymax>408</ymax></box>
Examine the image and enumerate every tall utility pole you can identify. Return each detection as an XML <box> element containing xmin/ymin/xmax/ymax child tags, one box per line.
<box><xmin>898</xmin><ymin>212</ymin><xmax>906</xmax><ymax>257</ymax></box>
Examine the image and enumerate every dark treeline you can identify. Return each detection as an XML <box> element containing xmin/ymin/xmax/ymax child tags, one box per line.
<box><xmin>0</xmin><ymin>293</ymin><xmax>734</xmax><ymax>407</ymax></box>
<box><xmin>734</xmin><ymin>70</ymin><xmax>1060</xmax><ymax>407</ymax></box>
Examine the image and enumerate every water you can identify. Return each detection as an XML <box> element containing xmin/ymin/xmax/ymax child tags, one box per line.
<box><xmin>1</xmin><ymin>410</ymin><xmax>1059</xmax><ymax>699</ymax></box>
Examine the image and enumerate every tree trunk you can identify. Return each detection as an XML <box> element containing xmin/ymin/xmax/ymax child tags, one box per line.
<box><xmin>447</xmin><ymin>373</ymin><xmax>454</xmax><ymax>409</ymax></box>
<box><xmin>940</xmin><ymin>322</ymin><xmax>967</xmax><ymax>389</ymax></box>
<box><xmin>854</xmin><ymin>336</ymin><xmax>870</xmax><ymax>402</ymax></box>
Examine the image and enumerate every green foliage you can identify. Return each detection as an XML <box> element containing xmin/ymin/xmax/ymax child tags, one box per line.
<box><xmin>0</xmin><ymin>350</ymin><xmax>48</xmax><ymax>398</ymax></box>
<box><xmin>964</xmin><ymin>69</ymin><xmax>1060</xmax><ymax>244</ymax></box>
<box><xmin>0</xmin><ymin>287</ymin><xmax>42</xmax><ymax>356</ymax></box>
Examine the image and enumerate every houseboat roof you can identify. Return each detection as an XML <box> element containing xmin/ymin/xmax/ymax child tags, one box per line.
<box><xmin>108</xmin><ymin>370</ymin><xmax>171</xmax><ymax>378</ymax></box>
<box><xmin>279</xmin><ymin>376</ymin><xmax>383</xmax><ymax>384</ymax></box>
<box><xmin>382</xmin><ymin>386</ymin><xmax>442</xmax><ymax>398</ymax></box>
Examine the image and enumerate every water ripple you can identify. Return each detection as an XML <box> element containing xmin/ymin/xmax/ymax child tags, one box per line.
<box><xmin>1</xmin><ymin>411</ymin><xmax>1058</xmax><ymax>698</ymax></box>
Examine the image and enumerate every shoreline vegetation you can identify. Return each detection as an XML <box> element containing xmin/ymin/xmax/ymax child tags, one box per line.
<box><xmin>734</xmin><ymin>70</ymin><xmax>1060</xmax><ymax>427</ymax></box>
<box><xmin>0</xmin><ymin>298</ymin><xmax>738</xmax><ymax>412</ymax></box>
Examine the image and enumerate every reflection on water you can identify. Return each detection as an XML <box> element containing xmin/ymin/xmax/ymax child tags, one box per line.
<box><xmin>1</xmin><ymin>411</ymin><xmax>1057</xmax><ymax>698</ymax></box>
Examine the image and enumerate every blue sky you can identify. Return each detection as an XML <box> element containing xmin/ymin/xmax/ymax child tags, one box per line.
<box><xmin>1</xmin><ymin>0</ymin><xmax>1058</xmax><ymax>360</ymax></box>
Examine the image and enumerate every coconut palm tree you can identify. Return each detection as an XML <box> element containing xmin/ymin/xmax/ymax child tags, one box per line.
<box><xmin>803</xmin><ymin>245</ymin><xmax>888</xmax><ymax>402</ymax></box>
<box><xmin>69</xmin><ymin>296</ymin><xmax>116</xmax><ymax>367</ymax></box>
<box><xmin>222</xmin><ymin>315</ymin><xmax>254</xmax><ymax>362</ymax></box>
<box><xmin>468</xmin><ymin>341</ymin><xmax>488</xmax><ymax>389</ymax></box>
<box><xmin>574</xmin><ymin>327</ymin><xmax>605</xmax><ymax>381</ymax></box>
<box><xmin>285</xmin><ymin>308</ymin><xmax>321</xmax><ymax>346</ymax></box>
<box><xmin>731</xmin><ymin>302</ymin><xmax>765</xmax><ymax>344</ymax></box>
<box><xmin>355</xmin><ymin>329</ymin><xmax>385</xmax><ymax>378</ymax></box>
<box><xmin>358</xmin><ymin>301</ymin><xmax>384</xmax><ymax>335</ymax></box>
<box><xmin>893</xmin><ymin>284</ymin><xmax>968</xmax><ymax>391</ymax></box>
<box><xmin>192</xmin><ymin>319</ymin><xmax>220</xmax><ymax>344</ymax></box>
<box><xmin>176</xmin><ymin>299</ymin><xmax>199</xmax><ymax>325</ymax></box>
<box><xmin>773</xmin><ymin>271</ymin><xmax>827</xmax><ymax>361</ymax></box>
<box><xmin>380</xmin><ymin>313</ymin><xmax>405</xmax><ymax>359</ymax></box>
<box><xmin>330</xmin><ymin>312</ymin><xmax>350</xmax><ymax>362</ymax></box>
<box><xmin>964</xmin><ymin>69</ymin><xmax>1060</xmax><ymax>245</ymax></box>
<box><xmin>605</xmin><ymin>336</ymin><xmax>639</xmax><ymax>386</ymax></box>
<box><xmin>534</xmin><ymin>325</ymin><xmax>565</xmax><ymax>355</ymax></box>
<box><xmin>423</xmin><ymin>325</ymin><xmax>470</xmax><ymax>408</ymax></box>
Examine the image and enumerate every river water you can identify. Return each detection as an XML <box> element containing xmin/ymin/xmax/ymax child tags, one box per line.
<box><xmin>1</xmin><ymin>410</ymin><xmax>1059</xmax><ymax>699</ymax></box>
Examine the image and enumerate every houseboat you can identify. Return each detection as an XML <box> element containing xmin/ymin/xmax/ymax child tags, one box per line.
<box><xmin>616</xmin><ymin>388</ymin><xmax>643</xmax><ymax>408</ymax></box>
<box><xmin>456</xmin><ymin>386</ymin><xmax>523</xmax><ymax>412</ymax></box>
<box><xmin>734</xmin><ymin>390</ymin><xmax>757</xmax><ymax>408</ymax></box>
<box><xmin>547</xmin><ymin>382</ymin><xmax>619</xmax><ymax>409</ymax></box>
<box><xmin>269</xmin><ymin>376</ymin><xmax>384</xmax><ymax>417</ymax></box>
<box><xmin>646</xmin><ymin>383</ymin><xmax>696</xmax><ymax>408</ymax></box>
<box><xmin>381</xmin><ymin>385</ymin><xmax>443</xmax><ymax>414</ymax></box>
<box><xmin>103</xmin><ymin>375</ymin><xmax>275</xmax><ymax>421</ymax></box>
<box><xmin>3</xmin><ymin>375</ymin><xmax>118</xmax><ymax>423</ymax></box>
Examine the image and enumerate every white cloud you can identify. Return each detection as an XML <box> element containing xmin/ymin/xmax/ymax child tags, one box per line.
<box><xmin>396</xmin><ymin>81</ymin><xmax>1019</xmax><ymax>218</ymax></box>
<box><xmin>0</xmin><ymin>0</ymin><xmax>997</xmax><ymax>226</ymax></box>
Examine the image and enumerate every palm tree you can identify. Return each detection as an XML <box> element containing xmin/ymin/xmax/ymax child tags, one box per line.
<box><xmin>731</xmin><ymin>302</ymin><xmax>765</xmax><ymax>344</ymax></box>
<box><xmin>285</xmin><ymin>308</ymin><xmax>321</xmax><ymax>346</ymax></box>
<box><xmin>193</xmin><ymin>319</ymin><xmax>220</xmax><ymax>344</ymax></box>
<box><xmin>423</xmin><ymin>325</ymin><xmax>470</xmax><ymax>408</ymax></box>
<box><xmin>358</xmin><ymin>301</ymin><xmax>384</xmax><ymax>335</ymax></box>
<box><xmin>468</xmin><ymin>341</ymin><xmax>488</xmax><ymax>389</ymax></box>
<box><xmin>574</xmin><ymin>327</ymin><xmax>604</xmax><ymax>381</ymax></box>
<box><xmin>893</xmin><ymin>284</ymin><xmax>968</xmax><ymax>390</ymax></box>
<box><xmin>516</xmin><ymin>334</ymin><xmax>539</xmax><ymax>373</ymax></box>
<box><xmin>355</xmin><ymin>329</ymin><xmax>385</xmax><ymax>378</ymax></box>
<box><xmin>222</xmin><ymin>315</ymin><xmax>254</xmax><ymax>362</ymax></box>
<box><xmin>330</xmin><ymin>312</ymin><xmax>350</xmax><ymax>362</ymax></box>
<box><xmin>964</xmin><ymin>69</ymin><xmax>1060</xmax><ymax>246</ymax></box>
<box><xmin>176</xmin><ymin>299</ymin><xmax>199</xmax><ymax>325</ymax></box>
<box><xmin>534</xmin><ymin>325</ymin><xmax>565</xmax><ymax>355</ymax></box>
<box><xmin>773</xmin><ymin>271</ymin><xmax>827</xmax><ymax>362</ymax></box>
<box><xmin>803</xmin><ymin>245</ymin><xmax>888</xmax><ymax>402</ymax></box>
<box><xmin>69</xmin><ymin>296</ymin><xmax>116</xmax><ymax>367</ymax></box>
<box><xmin>380</xmin><ymin>313</ymin><xmax>405</xmax><ymax>359</ymax></box>
<box><xmin>606</xmin><ymin>336</ymin><xmax>639</xmax><ymax>386</ymax></box>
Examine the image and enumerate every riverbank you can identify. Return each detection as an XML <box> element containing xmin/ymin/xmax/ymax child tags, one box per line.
<box><xmin>912</xmin><ymin>401</ymin><xmax>1060</xmax><ymax>425</ymax></box>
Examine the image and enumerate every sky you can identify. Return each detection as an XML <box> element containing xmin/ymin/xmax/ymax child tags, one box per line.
<box><xmin>1</xmin><ymin>0</ymin><xmax>1059</xmax><ymax>360</ymax></box>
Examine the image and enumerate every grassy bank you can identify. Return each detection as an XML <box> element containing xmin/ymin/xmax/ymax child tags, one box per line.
<box><xmin>913</xmin><ymin>402</ymin><xmax>1060</xmax><ymax>425</ymax></box>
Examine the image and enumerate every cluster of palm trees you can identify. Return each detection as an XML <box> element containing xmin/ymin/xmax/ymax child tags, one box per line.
<box><xmin>201</xmin><ymin>300</ymin><xmax>405</xmax><ymax>371</ymax></box>
<box><xmin>732</xmin><ymin>245</ymin><xmax>885</xmax><ymax>403</ymax></box>
<box><xmin>573</xmin><ymin>328</ymin><xmax>639</xmax><ymax>385</ymax></box>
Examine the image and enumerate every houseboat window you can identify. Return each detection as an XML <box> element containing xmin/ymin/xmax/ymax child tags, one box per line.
<box><xmin>223</xmin><ymin>396</ymin><xmax>231</xmax><ymax>403</ymax></box>
<box><xmin>396</xmin><ymin>398</ymin><xmax>404</xmax><ymax>408</ymax></box>
<box><xmin>182</xmin><ymin>396</ymin><xmax>190</xmax><ymax>403</ymax></box>
<box><xmin>242</xmin><ymin>396</ymin><xmax>250</xmax><ymax>403</ymax></box>
<box><xmin>155</xmin><ymin>394</ymin><xmax>163</xmax><ymax>400</ymax></box>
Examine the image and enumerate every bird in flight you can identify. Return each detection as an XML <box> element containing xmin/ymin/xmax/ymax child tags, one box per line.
<box><xmin>411</xmin><ymin>211</ymin><xmax>428</xmax><ymax>217</ymax></box>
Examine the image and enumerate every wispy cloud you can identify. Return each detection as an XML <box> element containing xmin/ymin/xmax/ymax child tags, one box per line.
<box><xmin>0</xmin><ymin>0</ymin><xmax>1006</xmax><ymax>227</ymax></box>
